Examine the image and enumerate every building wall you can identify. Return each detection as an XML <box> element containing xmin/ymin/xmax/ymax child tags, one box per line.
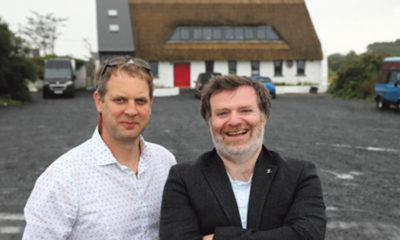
<box><xmin>190</xmin><ymin>61</ymin><xmax>204</xmax><ymax>88</ymax></box>
<box><xmin>237</xmin><ymin>61</ymin><xmax>251</xmax><ymax>76</ymax></box>
<box><xmin>74</xmin><ymin>66</ymin><xmax>87</xmax><ymax>89</ymax></box>
<box><xmin>154</xmin><ymin>62</ymin><xmax>174</xmax><ymax>88</ymax></box>
<box><xmin>152</xmin><ymin>60</ymin><xmax>324</xmax><ymax>91</ymax></box>
<box><xmin>215</xmin><ymin>61</ymin><xmax>228</xmax><ymax>75</ymax></box>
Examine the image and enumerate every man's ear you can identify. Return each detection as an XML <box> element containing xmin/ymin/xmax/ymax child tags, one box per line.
<box><xmin>149</xmin><ymin>98</ymin><xmax>154</xmax><ymax>114</ymax></box>
<box><xmin>93</xmin><ymin>91</ymin><xmax>103</xmax><ymax>113</ymax></box>
<box><xmin>263</xmin><ymin>114</ymin><xmax>268</xmax><ymax>126</ymax></box>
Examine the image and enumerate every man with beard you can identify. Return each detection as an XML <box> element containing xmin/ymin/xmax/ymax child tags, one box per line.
<box><xmin>160</xmin><ymin>75</ymin><xmax>326</xmax><ymax>240</ymax></box>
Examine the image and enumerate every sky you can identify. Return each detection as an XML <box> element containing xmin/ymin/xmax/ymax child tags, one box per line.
<box><xmin>0</xmin><ymin>0</ymin><xmax>399</xmax><ymax>60</ymax></box>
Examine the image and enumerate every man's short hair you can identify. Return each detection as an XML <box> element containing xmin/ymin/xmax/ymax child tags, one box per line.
<box><xmin>95</xmin><ymin>56</ymin><xmax>154</xmax><ymax>100</ymax></box>
<box><xmin>200</xmin><ymin>75</ymin><xmax>271</xmax><ymax>122</ymax></box>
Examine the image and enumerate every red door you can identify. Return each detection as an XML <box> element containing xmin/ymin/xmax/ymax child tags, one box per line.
<box><xmin>174</xmin><ymin>63</ymin><xmax>190</xmax><ymax>87</ymax></box>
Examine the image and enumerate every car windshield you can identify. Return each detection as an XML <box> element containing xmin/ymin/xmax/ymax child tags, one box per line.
<box><xmin>255</xmin><ymin>77</ymin><xmax>271</xmax><ymax>83</ymax></box>
<box><xmin>44</xmin><ymin>68</ymin><xmax>72</xmax><ymax>79</ymax></box>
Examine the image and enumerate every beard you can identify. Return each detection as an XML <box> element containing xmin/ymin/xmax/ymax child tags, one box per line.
<box><xmin>210</xmin><ymin>117</ymin><xmax>265</xmax><ymax>164</ymax></box>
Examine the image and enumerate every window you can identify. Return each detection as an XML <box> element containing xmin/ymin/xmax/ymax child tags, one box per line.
<box><xmin>251</xmin><ymin>61</ymin><xmax>260</xmax><ymax>76</ymax></box>
<box><xmin>244</xmin><ymin>27</ymin><xmax>254</xmax><ymax>40</ymax></box>
<box><xmin>206</xmin><ymin>60</ymin><xmax>214</xmax><ymax>73</ymax></box>
<box><xmin>256</xmin><ymin>26</ymin><xmax>266</xmax><ymax>40</ymax></box>
<box><xmin>266</xmin><ymin>26</ymin><xmax>280</xmax><ymax>40</ymax></box>
<box><xmin>225</xmin><ymin>27</ymin><xmax>235</xmax><ymax>40</ymax></box>
<box><xmin>234</xmin><ymin>27</ymin><xmax>244</xmax><ymax>40</ymax></box>
<box><xmin>193</xmin><ymin>28</ymin><xmax>202</xmax><ymax>40</ymax></box>
<box><xmin>109</xmin><ymin>24</ymin><xmax>120</xmax><ymax>32</ymax></box>
<box><xmin>212</xmin><ymin>28</ymin><xmax>222</xmax><ymax>40</ymax></box>
<box><xmin>274</xmin><ymin>60</ymin><xmax>283</xmax><ymax>76</ymax></box>
<box><xmin>167</xmin><ymin>25</ymin><xmax>283</xmax><ymax>42</ymax></box>
<box><xmin>181</xmin><ymin>28</ymin><xmax>190</xmax><ymax>40</ymax></box>
<box><xmin>228</xmin><ymin>60</ymin><xmax>237</xmax><ymax>75</ymax></box>
<box><xmin>203</xmin><ymin>28</ymin><xmax>212</xmax><ymax>40</ymax></box>
<box><xmin>107</xmin><ymin>9</ymin><xmax>118</xmax><ymax>17</ymax></box>
<box><xmin>149</xmin><ymin>61</ymin><xmax>159</xmax><ymax>78</ymax></box>
<box><xmin>297</xmin><ymin>60</ymin><xmax>306</xmax><ymax>75</ymax></box>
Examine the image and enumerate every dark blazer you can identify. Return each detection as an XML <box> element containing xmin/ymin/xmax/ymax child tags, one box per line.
<box><xmin>160</xmin><ymin>146</ymin><xmax>326</xmax><ymax>240</ymax></box>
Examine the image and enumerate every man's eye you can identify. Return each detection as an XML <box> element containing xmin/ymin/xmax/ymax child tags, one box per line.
<box><xmin>136</xmin><ymin>99</ymin><xmax>147</xmax><ymax>105</ymax></box>
<box><xmin>241</xmin><ymin>109</ymin><xmax>252</xmax><ymax>113</ymax></box>
<box><xmin>216</xmin><ymin>112</ymin><xmax>227</xmax><ymax>116</ymax></box>
<box><xmin>114</xmin><ymin>98</ymin><xmax>125</xmax><ymax>103</ymax></box>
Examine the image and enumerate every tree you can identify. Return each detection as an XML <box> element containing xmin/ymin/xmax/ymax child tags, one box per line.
<box><xmin>0</xmin><ymin>17</ymin><xmax>36</xmax><ymax>102</ymax></box>
<box><xmin>328</xmin><ymin>54</ymin><xmax>383</xmax><ymax>100</ymax></box>
<box><xmin>328</xmin><ymin>51</ymin><xmax>358</xmax><ymax>72</ymax></box>
<box><xmin>367</xmin><ymin>39</ymin><xmax>400</xmax><ymax>57</ymax></box>
<box><xmin>22</xmin><ymin>11</ymin><xmax>67</xmax><ymax>56</ymax></box>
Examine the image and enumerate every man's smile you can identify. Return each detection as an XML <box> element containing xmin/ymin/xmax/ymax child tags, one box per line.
<box><xmin>225</xmin><ymin>129</ymin><xmax>248</xmax><ymax>137</ymax></box>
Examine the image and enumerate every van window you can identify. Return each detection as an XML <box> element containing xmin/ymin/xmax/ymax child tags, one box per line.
<box><xmin>391</xmin><ymin>71</ymin><xmax>400</xmax><ymax>83</ymax></box>
<box><xmin>397</xmin><ymin>72</ymin><xmax>400</xmax><ymax>84</ymax></box>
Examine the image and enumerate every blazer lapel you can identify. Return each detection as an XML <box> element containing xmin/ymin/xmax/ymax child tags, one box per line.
<box><xmin>247</xmin><ymin>147</ymin><xmax>278</xmax><ymax>229</ymax></box>
<box><xmin>202</xmin><ymin>151</ymin><xmax>242</xmax><ymax>227</ymax></box>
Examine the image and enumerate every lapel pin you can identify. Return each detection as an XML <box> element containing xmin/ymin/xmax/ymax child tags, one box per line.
<box><xmin>266</xmin><ymin>169</ymin><xmax>271</xmax><ymax>174</ymax></box>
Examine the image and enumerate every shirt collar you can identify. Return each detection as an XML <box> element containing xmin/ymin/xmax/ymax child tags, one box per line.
<box><xmin>226</xmin><ymin>171</ymin><xmax>253</xmax><ymax>185</ymax></box>
<box><xmin>91</xmin><ymin>128</ymin><xmax>149</xmax><ymax>170</ymax></box>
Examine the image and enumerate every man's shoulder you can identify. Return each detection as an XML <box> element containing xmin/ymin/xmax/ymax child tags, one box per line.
<box><xmin>143</xmin><ymin>140</ymin><xmax>176</xmax><ymax>165</ymax></box>
<box><xmin>172</xmin><ymin>149</ymin><xmax>216</xmax><ymax>171</ymax></box>
<box><xmin>44</xmin><ymin>138</ymin><xmax>93</xmax><ymax>173</ymax></box>
<box><xmin>263</xmin><ymin>148</ymin><xmax>317</xmax><ymax>175</ymax></box>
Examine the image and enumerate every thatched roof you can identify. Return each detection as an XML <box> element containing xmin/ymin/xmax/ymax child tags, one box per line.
<box><xmin>129</xmin><ymin>0</ymin><xmax>322</xmax><ymax>61</ymax></box>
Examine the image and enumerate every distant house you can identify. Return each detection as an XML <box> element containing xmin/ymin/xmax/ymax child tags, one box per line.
<box><xmin>97</xmin><ymin>0</ymin><xmax>327</xmax><ymax>89</ymax></box>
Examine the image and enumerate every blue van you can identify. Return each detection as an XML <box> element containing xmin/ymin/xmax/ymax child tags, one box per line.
<box><xmin>374</xmin><ymin>57</ymin><xmax>400</xmax><ymax>110</ymax></box>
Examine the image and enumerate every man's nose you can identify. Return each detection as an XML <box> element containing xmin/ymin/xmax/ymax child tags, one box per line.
<box><xmin>125</xmin><ymin>100</ymin><xmax>138</xmax><ymax>115</ymax></box>
<box><xmin>227</xmin><ymin>112</ymin><xmax>242</xmax><ymax>126</ymax></box>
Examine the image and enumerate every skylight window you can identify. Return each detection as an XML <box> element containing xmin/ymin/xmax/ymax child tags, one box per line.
<box><xmin>167</xmin><ymin>25</ymin><xmax>282</xmax><ymax>42</ymax></box>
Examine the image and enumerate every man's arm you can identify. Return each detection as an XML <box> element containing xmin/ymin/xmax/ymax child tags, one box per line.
<box><xmin>213</xmin><ymin>161</ymin><xmax>326</xmax><ymax>240</ymax></box>
<box><xmin>160</xmin><ymin>166</ymin><xmax>205</xmax><ymax>240</ymax></box>
<box><xmin>23</xmin><ymin>165</ymin><xmax>77</xmax><ymax>239</ymax></box>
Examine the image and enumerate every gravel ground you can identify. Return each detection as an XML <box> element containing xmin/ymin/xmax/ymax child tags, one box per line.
<box><xmin>0</xmin><ymin>90</ymin><xmax>399</xmax><ymax>239</ymax></box>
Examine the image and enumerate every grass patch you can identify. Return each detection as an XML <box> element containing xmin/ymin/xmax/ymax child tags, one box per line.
<box><xmin>0</xmin><ymin>98</ymin><xmax>21</xmax><ymax>106</ymax></box>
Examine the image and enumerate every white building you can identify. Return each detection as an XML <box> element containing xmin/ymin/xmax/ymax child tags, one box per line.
<box><xmin>97</xmin><ymin>0</ymin><xmax>327</xmax><ymax>91</ymax></box>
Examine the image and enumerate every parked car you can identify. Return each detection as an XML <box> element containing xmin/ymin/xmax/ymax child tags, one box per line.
<box><xmin>375</xmin><ymin>57</ymin><xmax>400</xmax><ymax>111</ymax></box>
<box><xmin>252</xmin><ymin>75</ymin><xmax>276</xmax><ymax>98</ymax></box>
<box><xmin>194</xmin><ymin>72</ymin><xmax>221</xmax><ymax>98</ymax></box>
<box><xmin>42</xmin><ymin>58</ymin><xmax>76</xmax><ymax>98</ymax></box>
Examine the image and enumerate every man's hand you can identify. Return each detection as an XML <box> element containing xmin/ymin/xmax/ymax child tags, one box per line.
<box><xmin>202</xmin><ymin>234</ymin><xmax>214</xmax><ymax>240</ymax></box>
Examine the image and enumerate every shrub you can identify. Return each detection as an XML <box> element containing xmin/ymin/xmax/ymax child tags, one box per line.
<box><xmin>328</xmin><ymin>54</ymin><xmax>383</xmax><ymax>99</ymax></box>
<box><xmin>0</xmin><ymin>18</ymin><xmax>36</xmax><ymax>102</ymax></box>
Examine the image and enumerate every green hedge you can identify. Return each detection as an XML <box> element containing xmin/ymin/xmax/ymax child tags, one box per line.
<box><xmin>328</xmin><ymin>54</ymin><xmax>383</xmax><ymax>100</ymax></box>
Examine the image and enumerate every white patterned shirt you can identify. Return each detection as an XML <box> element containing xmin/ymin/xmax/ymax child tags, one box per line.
<box><xmin>23</xmin><ymin>129</ymin><xmax>176</xmax><ymax>240</ymax></box>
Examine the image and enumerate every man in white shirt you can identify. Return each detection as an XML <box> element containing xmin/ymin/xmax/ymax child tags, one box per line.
<box><xmin>23</xmin><ymin>56</ymin><xmax>176</xmax><ymax>240</ymax></box>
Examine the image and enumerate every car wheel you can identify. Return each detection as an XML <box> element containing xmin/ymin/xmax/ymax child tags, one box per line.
<box><xmin>397</xmin><ymin>101</ymin><xmax>400</xmax><ymax>112</ymax></box>
<box><xmin>376</xmin><ymin>97</ymin><xmax>387</xmax><ymax>110</ymax></box>
<box><xmin>271</xmin><ymin>92</ymin><xmax>276</xmax><ymax>99</ymax></box>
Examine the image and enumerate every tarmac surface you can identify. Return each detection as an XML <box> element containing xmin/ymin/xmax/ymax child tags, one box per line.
<box><xmin>1</xmin><ymin>90</ymin><xmax>399</xmax><ymax>239</ymax></box>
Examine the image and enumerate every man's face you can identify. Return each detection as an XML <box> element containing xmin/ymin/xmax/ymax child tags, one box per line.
<box><xmin>94</xmin><ymin>70</ymin><xmax>153</xmax><ymax>144</ymax></box>
<box><xmin>209</xmin><ymin>86</ymin><xmax>266</xmax><ymax>162</ymax></box>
